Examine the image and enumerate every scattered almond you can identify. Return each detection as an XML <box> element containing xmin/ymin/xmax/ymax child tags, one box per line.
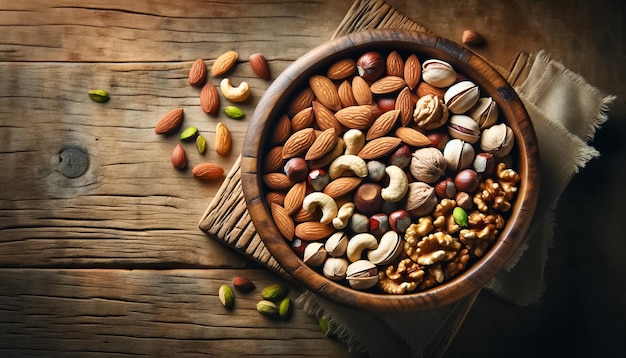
<box><xmin>366</xmin><ymin>109</ymin><xmax>400</xmax><ymax>140</ymax></box>
<box><xmin>214</xmin><ymin>122</ymin><xmax>231</xmax><ymax>155</ymax></box>
<box><xmin>282</xmin><ymin>127</ymin><xmax>316</xmax><ymax>159</ymax></box>
<box><xmin>188</xmin><ymin>58</ymin><xmax>207</xmax><ymax>87</ymax></box>
<box><xmin>273</xmin><ymin>115</ymin><xmax>292</xmax><ymax>145</ymax></box>
<box><xmin>337</xmin><ymin>80</ymin><xmax>358</xmax><ymax>108</ymax></box>
<box><xmin>395</xmin><ymin>126</ymin><xmax>431</xmax><ymax>147</ymax></box>
<box><xmin>265</xmin><ymin>146</ymin><xmax>285</xmax><ymax>172</ymax></box>
<box><xmin>200</xmin><ymin>81</ymin><xmax>220</xmax><ymax>114</ymax></box>
<box><xmin>192</xmin><ymin>162</ymin><xmax>225</xmax><ymax>180</ymax></box>
<box><xmin>334</xmin><ymin>105</ymin><xmax>375</xmax><ymax>129</ymax></box>
<box><xmin>232</xmin><ymin>276</ymin><xmax>256</xmax><ymax>293</ymax></box>
<box><xmin>171</xmin><ymin>143</ymin><xmax>188</xmax><ymax>169</ymax></box>
<box><xmin>211</xmin><ymin>50</ymin><xmax>238</xmax><ymax>77</ymax></box>
<box><xmin>395</xmin><ymin>87</ymin><xmax>414</xmax><ymax>126</ymax></box>
<box><xmin>294</xmin><ymin>222</ymin><xmax>335</xmax><ymax>241</ymax></box>
<box><xmin>322</xmin><ymin>177</ymin><xmax>362</xmax><ymax>199</ymax></box>
<box><xmin>288</xmin><ymin>87</ymin><xmax>315</xmax><ymax>116</ymax></box>
<box><xmin>263</xmin><ymin>173</ymin><xmax>294</xmax><ymax>191</ymax></box>
<box><xmin>462</xmin><ymin>29</ymin><xmax>485</xmax><ymax>46</ymax></box>
<box><xmin>283</xmin><ymin>181</ymin><xmax>307</xmax><ymax>216</ymax></box>
<box><xmin>155</xmin><ymin>108</ymin><xmax>184</xmax><ymax>135</ymax></box>
<box><xmin>249</xmin><ymin>53</ymin><xmax>271</xmax><ymax>80</ymax></box>
<box><xmin>305</xmin><ymin>128</ymin><xmax>338</xmax><ymax>161</ymax></box>
<box><xmin>312</xmin><ymin>101</ymin><xmax>343</xmax><ymax>134</ymax></box>
<box><xmin>290</xmin><ymin>107</ymin><xmax>314</xmax><ymax>132</ymax></box>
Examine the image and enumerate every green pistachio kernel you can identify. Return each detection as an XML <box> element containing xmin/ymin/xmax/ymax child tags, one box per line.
<box><xmin>180</xmin><ymin>126</ymin><xmax>199</xmax><ymax>141</ymax></box>
<box><xmin>453</xmin><ymin>207</ymin><xmax>468</xmax><ymax>227</ymax></box>
<box><xmin>196</xmin><ymin>135</ymin><xmax>207</xmax><ymax>154</ymax></box>
<box><xmin>88</xmin><ymin>89</ymin><xmax>110</xmax><ymax>103</ymax></box>
<box><xmin>224</xmin><ymin>105</ymin><xmax>245</xmax><ymax>119</ymax></box>
<box><xmin>278</xmin><ymin>297</ymin><xmax>292</xmax><ymax>319</ymax></box>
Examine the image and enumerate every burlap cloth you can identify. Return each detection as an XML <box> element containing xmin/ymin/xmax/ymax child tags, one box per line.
<box><xmin>200</xmin><ymin>0</ymin><xmax>616</xmax><ymax>356</ymax></box>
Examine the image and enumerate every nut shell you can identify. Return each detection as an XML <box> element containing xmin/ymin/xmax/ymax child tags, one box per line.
<box><xmin>443</xmin><ymin>138</ymin><xmax>475</xmax><ymax>171</ymax></box>
<box><xmin>405</xmin><ymin>182</ymin><xmax>438</xmax><ymax>217</ymax></box>
<box><xmin>444</xmin><ymin>81</ymin><xmax>480</xmax><ymax>114</ymax></box>
<box><xmin>467</xmin><ymin>97</ymin><xmax>498</xmax><ymax>129</ymax></box>
<box><xmin>421</xmin><ymin>59</ymin><xmax>457</xmax><ymax>88</ymax></box>
<box><xmin>480</xmin><ymin>123</ymin><xmax>515</xmax><ymax>158</ymax></box>
<box><xmin>447</xmin><ymin>114</ymin><xmax>480</xmax><ymax>144</ymax></box>
<box><xmin>410</xmin><ymin>147</ymin><xmax>447</xmax><ymax>183</ymax></box>
<box><xmin>346</xmin><ymin>260</ymin><xmax>379</xmax><ymax>290</ymax></box>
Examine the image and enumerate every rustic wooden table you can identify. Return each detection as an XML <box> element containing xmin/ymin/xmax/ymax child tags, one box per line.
<box><xmin>1</xmin><ymin>1</ymin><xmax>624</xmax><ymax>357</ymax></box>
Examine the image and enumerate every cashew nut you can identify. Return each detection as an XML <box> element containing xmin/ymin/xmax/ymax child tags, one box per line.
<box><xmin>367</xmin><ymin>231</ymin><xmax>402</xmax><ymax>265</ymax></box>
<box><xmin>381</xmin><ymin>165</ymin><xmax>409</xmax><ymax>202</ymax></box>
<box><xmin>346</xmin><ymin>233</ymin><xmax>378</xmax><ymax>262</ymax></box>
<box><xmin>302</xmin><ymin>192</ymin><xmax>338</xmax><ymax>225</ymax></box>
<box><xmin>220</xmin><ymin>78</ymin><xmax>250</xmax><ymax>102</ymax></box>
<box><xmin>332</xmin><ymin>202</ymin><xmax>355</xmax><ymax>229</ymax></box>
<box><xmin>328</xmin><ymin>154</ymin><xmax>368</xmax><ymax>179</ymax></box>
<box><xmin>343</xmin><ymin>129</ymin><xmax>365</xmax><ymax>155</ymax></box>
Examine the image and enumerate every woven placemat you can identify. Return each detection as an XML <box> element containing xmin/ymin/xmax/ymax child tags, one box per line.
<box><xmin>198</xmin><ymin>0</ymin><xmax>526</xmax><ymax>276</ymax></box>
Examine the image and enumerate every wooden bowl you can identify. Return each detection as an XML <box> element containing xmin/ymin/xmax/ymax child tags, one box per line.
<box><xmin>242</xmin><ymin>29</ymin><xmax>539</xmax><ymax>313</ymax></box>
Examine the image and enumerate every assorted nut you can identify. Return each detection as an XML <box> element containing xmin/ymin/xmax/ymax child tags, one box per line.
<box><xmin>263</xmin><ymin>50</ymin><xmax>521</xmax><ymax>294</ymax></box>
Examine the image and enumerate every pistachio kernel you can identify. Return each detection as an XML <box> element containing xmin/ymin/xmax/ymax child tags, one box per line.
<box><xmin>180</xmin><ymin>126</ymin><xmax>199</xmax><ymax>141</ymax></box>
<box><xmin>218</xmin><ymin>285</ymin><xmax>234</xmax><ymax>309</ymax></box>
<box><xmin>261</xmin><ymin>283</ymin><xmax>288</xmax><ymax>300</ymax></box>
<box><xmin>196</xmin><ymin>135</ymin><xmax>207</xmax><ymax>154</ymax></box>
<box><xmin>278</xmin><ymin>297</ymin><xmax>292</xmax><ymax>319</ymax></box>
<box><xmin>224</xmin><ymin>105</ymin><xmax>245</xmax><ymax>119</ymax></box>
<box><xmin>88</xmin><ymin>89</ymin><xmax>110</xmax><ymax>103</ymax></box>
<box><xmin>453</xmin><ymin>206</ymin><xmax>468</xmax><ymax>227</ymax></box>
<box><xmin>256</xmin><ymin>300</ymin><xmax>278</xmax><ymax>316</ymax></box>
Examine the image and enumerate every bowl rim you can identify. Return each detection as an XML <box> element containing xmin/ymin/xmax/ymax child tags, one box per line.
<box><xmin>241</xmin><ymin>28</ymin><xmax>540</xmax><ymax>313</ymax></box>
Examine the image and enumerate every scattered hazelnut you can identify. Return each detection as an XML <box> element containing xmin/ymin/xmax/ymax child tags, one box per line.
<box><xmin>354</xmin><ymin>183</ymin><xmax>384</xmax><ymax>216</ymax></box>
<box><xmin>455</xmin><ymin>191</ymin><xmax>473</xmax><ymax>210</ymax></box>
<box><xmin>389</xmin><ymin>144</ymin><xmax>412</xmax><ymax>169</ymax></box>
<box><xmin>369</xmin><ymin>213</ymin><xmax>390</xmax><ymax>237</ymax></box>
<box><xmin>377</xmin><ymin>97</ymin><xmax>396</xmax><ymax>113</ymax></box>
<box><xmin>462</xmin><ymin>29</ymin><xmax>485</xmax><ymax>47</ymax></box>
<box><xmin>308</xmin><ymin>168</ymin><xmax>329</xmax><ymax>191</ymax></box>
<box><xmin>473</xmin><ymin>152</ymin><xmax>496</xmax><ymax>176</ymax></box>
<box><xmin>389</xmin><ymin>209</ymin><xmax>411</xmax><ymax>233</ymax></box>
<box><xmin>435</xmin><ymin>178</ymin><xmax>457</xmax><ymax>199</ymax></box>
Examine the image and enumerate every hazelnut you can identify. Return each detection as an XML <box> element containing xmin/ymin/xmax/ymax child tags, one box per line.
<box><xmin>455</xmin><ymin>191</ymin><xmax>473</xmax><ymax>210</ymax></box>
<box><xmin>369</xmin><ymin>213</ymin><xmax>390</xmax><ymax>237</ymax></box>
<box><xmin>356</xmin><ymin>51</ymin><xmax>385</xmax><ymax>82</ymax></box>
<box><xmin>367</xmin><ymin>160</ymin><xmax>387</xmax><ymax>181</ymax></box>
<box><xmin>349</xmin><ymin>212</ymin><xmax>369</xmax><ymax>233</ymax></box>
<box><xmin>435</xmin><ymin>178</ymin><xmax>457</xmax><ymax>199</ymax></box>
<box><xmin>427</xmin><ymin>131</ymin><xmax>450</xmax><ymax>151</ymax></box>
<box><xmin>377</xmin><ymin>97</ymin><xmax>396</xmax><ymax>113</ymax></box>
<box><xmin>290</xmin><ymin>238</ymin><xmax>308</xmax><ymax>258</ymax></box>
<box><xmin>473</xmin><ymin>152</ymin><xmax>496</xmax><ymax>176</ymax></box>
<box><xmin>389</xmin><ymin>209</ymin><xmax>411</xmax><ymax>233</ymax></box>
<box><xmin>308</xmin><ymin>168</ymin><xmax>329</xmax><ymax>191</ymax></box>
<box><xmin>354</xmin><ymin>183</ymin><xmax>383</xmax><ymax>216</ymax></box>
<box><xmin>454</xmin><ymin>169</ymin><xmax>480</xmax><ymax>193</ymax></box>
<box><xmin>389</xmin><ymin>144</ymin><xmax>412</xmax><ymax>169</ymax></box>
<box><xmin>284</xmin><ymin>157</ymin><xmax>308</xmax><ymax>182</ymax></box>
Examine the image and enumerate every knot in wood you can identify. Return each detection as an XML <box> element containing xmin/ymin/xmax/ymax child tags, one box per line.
<box><xmin>59</xmin><ymin>147</ymin><xmax>89</xmax><ymax>178</ymax></box>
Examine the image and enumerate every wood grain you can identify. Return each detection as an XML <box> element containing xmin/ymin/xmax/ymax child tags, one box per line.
<box><xmin>0</xmin><ymin>268</ymin><xmax>350</xmax><ymax>357</ymax></box>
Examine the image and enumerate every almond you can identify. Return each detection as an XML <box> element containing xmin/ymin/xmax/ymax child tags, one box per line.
<box><xmin>327</xmin><ymin>58</ymin><xmax>356</xmax><ymax>80</ymax></box>
<box><xmin>290</xmin><ymin>107</ymin><xmax>314</xmax><ymax>132</ymax></box>
<box><xmin>281</xmin><ymin>127</ymin><xmax>316</xmax><ymax>159</ymax></box>
<box><xmin>266</xmin><ymin>192</ymin><xmax>286</xmax><ymax>206</ymax></box>
<box><xmin>271</xmin><ymin>203</ymin><xmax>295</xmax><ymax>241</ymax></box>
<box><xmin>265</xmin><ymin>146</ymin><xmax>285</xmax><ymax>172</ymax></box>
<box><xmin>357</xmin><ymin>136</ymin><xmax>402</xmax><ymax>159</ymax></box>
<box><xmin>334</xmin><ymin>105</ymin><xmax>375</xmax><ymax>129</ymax></box>
<box><xmin>395</xmin><ymin>87</ymin><xmax>414</xmax><ymax>126</ymax></box>
<box><xmin>288</xmin><ymin>87</ymin><xmax>315</xmax><ymax>116</ymax></box>
<box><xmin>312</xmin><ymin>101</ymin><xmax>342</xmax><ymax>134</ymax></box>
<box><xmin>155</xmin><ymin>108</ymin><xmax>184</xmax><ymax>135</ymax></box>
<box><xmin>295</xmin><ymin>221</ymin><xmax>335</xmax><ymax>241</ymax></box>
<box><xmin>386</xmin><ymin>51</ymin><xmax>404</xmax><ymax>77</ymax></box>
<box><xmin>232</xmin><ymin>276</ymin><xmax>256</xmax><ymax>293</ymax></box>
<box><xmin>188</xmin><ymin>58</ymin><xmax>207</xmax><ymax>87</ymax></box>
<box><xmin>294</xmin><ymin>207</ymin><xmax>322</xmax><ymax>223</ymax></box>
<box><xmin>215</xmin><ymin>122</ymin><xmax>231</xmax><ymax>155</ymax></box>
<box><xmin>211</xmin><ymin>50</ymin><xmax>238</xmax><ymax>77</ymax></box>
<box><xmin>305</xmin><ymin>128</ymin><xmax>338</xmax><ymax>161</ymax></box>
<box><xmin>309</xmin><ymin>75</ymin><xmax>341</xmax><ymax>111</ymax></box>
<box><xmin>200</xmin><ymin>82</ymin><xmax>220</xmax><ymax>114</ymax></box>
<box><xmin>370</xmin><ymin>76</ymin><xmax>406</xmax><ymax>94</ymax></box>
<box><xmin>249</xmin><ymin>52</ymin><xmax>271</xmax><ymax>80</ymax></box>
<box><xmin>192</xmin><ymin>162</ymin><xmax>225</xmax><ymax>180</ymax></box>
<box><xmin>263</xmin><ymin>173</ymin><xmax>294</xmax><ymax>191</ymax></box>
<box><xmin>171</xmin><ymin>143</ymin><xmax>188</xmax><ymax>169</ymax></box>
<box><xmin>284</xmin><ymin>181</ymin><xmax>306</xmax><ymax>216</ymax></box>
<box><xmin>273</xmin><ymin>114</ymin><xmax>292</xmax><ymax>145</ymax></box>
<box><xmin>462</xmin><ymin>29</ymin><xmax>485</xmax><ymax>46</ymax></box>
<box><xmin>416</xmin><ymin>81</ymin><xmax>446</xmax><ymax>98</ymax></box>
<box><xmin>351</xmin><ymin>76</ymin><xmax>372</xmax><ymax>105</ymax></box>
<box><xmin>395</xmin><ymin>126</ymin><xmax>431</xmax><ymax>147</ymax></box>
<box><xmin>337</xmin><ymin>80</ymin><xmax>358</xmax><ymax>107</ymax></box>
<box><xmin>322</xmin><ymin>177</ymin><xmax>362</xmax><ymax>199</ymax></box>
<box><xmin>366</xmin><ymin>109</ymin><xmax>400</xmax><ymax>140</ymax></box>
<box><xmin>404</xmin><ymin>54</ymin><xmax>421</xmax><ymax>90</ymax></box>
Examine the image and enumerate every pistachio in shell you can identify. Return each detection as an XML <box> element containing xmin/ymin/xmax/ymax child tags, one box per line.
<box><xmin>480</xmin><ymin>123</ymin><xmax>514</xmax><ymax>158</ymax></box>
